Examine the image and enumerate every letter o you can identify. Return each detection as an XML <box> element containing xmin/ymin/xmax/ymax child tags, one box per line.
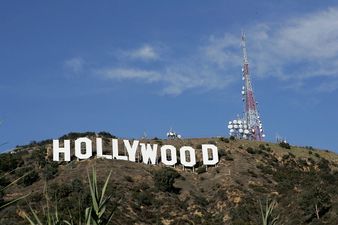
<box><xmin>180</xmin><ymin>146</ymin><xmax>196</xmax><ymax>167</ymax></box>
<box><xmin>161</xmin><ymin>145</ymin><xmax>177</xmax><ymax>166</ymax></box>
<box><xmin>75</xmin><ymin>137</ymin><xmax>92</xmax><ymax>159</ymax></box>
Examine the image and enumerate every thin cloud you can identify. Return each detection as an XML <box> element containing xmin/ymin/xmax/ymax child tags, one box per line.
<box><xmin>249</xmin><ymin>8</ymin><xmax>338</xmax><ymax>84</ymax></box>
<box><xmin>64</xmin><ymin>57</ymin><xmax>85</xmax><ymax>73</ymax></box>
<box><xmin>202</xmin><ymin>7</ymin><xmax>338</xmax><ymax>92</ymax></box>
<box><xmin>84</xmin><ymin>7</ymin><xmax>338</xmax><ymax>95</ymax></box>
<box><xmin>123</xmin><ymin>44</ymin><xmax>159</xmax><ymax>61</ymax></box>
<box><xmin>96</xmin><ymin>62</ymin><xmax>235</xmax><ymax>96</ymax></box>
<box><xmin>97</xmin><ymin>68</ymin><xmax>161</xmax><ymax>83</ymax></box>
<box><xmin>316</xmin><ymin>80</ymin><xmax>338</xmax><ymax>92</ymax></box>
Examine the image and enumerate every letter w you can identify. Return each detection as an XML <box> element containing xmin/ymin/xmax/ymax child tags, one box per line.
<box><xmin>140</xmin><ymin>143</ymin><xmax>158</xmax><ymax>165</ymax></box>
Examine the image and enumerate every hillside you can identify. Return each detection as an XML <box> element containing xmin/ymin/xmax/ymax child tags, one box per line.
<box><xmin>1</xmin><ymin>132</ymin><xmax>338</xmax><ymax>225</ymax></box>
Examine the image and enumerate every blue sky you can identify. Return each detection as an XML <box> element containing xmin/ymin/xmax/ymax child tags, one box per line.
<box><xmin>1</xmin><ymin>0</ymin><xmax>338</xmax><ymax>152</ymax></box>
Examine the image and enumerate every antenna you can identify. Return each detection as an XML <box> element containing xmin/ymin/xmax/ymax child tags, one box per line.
<box><xmin>141</xmin><ymin>131</ymin><xmax>148</xmax><ymax>140</ymax></box>
<box><xmin>228</xmin><ymin>32</ymin><xmax>265</xmax><ymax>141</ymax></box>
<box><xmin>166</xmin><ymin>128</ymin><xmax>182</xmax><ymax>140</ymax></box>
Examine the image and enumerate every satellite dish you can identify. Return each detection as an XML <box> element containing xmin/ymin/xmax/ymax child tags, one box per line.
<box><xmin>243</xmin><ymin>125</ymin><xmax>248</xmax><ymax>129</ymax></box>
<box><xmin>177</xmin><ymin>135</ymin><xmax>182</xmax><ymax>139</ymax></box>
<box><xmin>241</xmin><ymin>91</ymin><xmax>245</xmax><ymax>95</ymax></box>
<box><xmin>239</xmin><ymin>129</ymin><xmax>244</xmax><ymax>133</ymax></box>
<box><xmin>229</xmin><ymin>121</ymin><xmax>233</xmax><ymax>124</ymax></box>
<box><xmin>230</xmin><ymin>129</ymin><xmax>235</xmax><ymax>133</ymax></box>
<box><xmin>233</xmin><ymin>120</ymin><xmax>237</xmax><ymax>124</ymax></box>
<box><xmin>238</xmin><ymin>124</ymin><xmax>243</xmax><ymax>128</ymax></box>
<box><xmin>238</xmin><ymin>120</ymin><xmax>242</xmax><ymax>124</ymax></box>
<box><xmin>262</xmin><ymin>134</ymin><xmax>266</xmax><ymax>138</ymax></box>
<box><xmin>234</xmin><ymin>124</ymin><xmax>238</xmax><ymax>129</ymax></box>
<box><xmin>243</xmin><ymin>134</ymin><xmax>247</xmax><ymax>139</ymax></box>
<box><xmin>228</xmin><ymin>125</ymin><xmax>233</xmax><ymax>129</ymax></box>
<box><xmin>244</xmin><ymin>129</ymin><xmax>249</xmax><ymax>134</ymax></box>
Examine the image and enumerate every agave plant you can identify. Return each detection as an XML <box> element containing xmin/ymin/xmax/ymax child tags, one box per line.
<box><xmin>0</xmin><ymin>172</ymin><xmax>29</xmax><ymax>210</ymax></box>
<box><xmin>260</xmin><ymin>199</ymin><xmax>280</xmax><ymax>225</ymax></box>
<box><xmin>85</xmin><ymin>168</ymin><xmax>114</xmax><ymax>225</ymax></box>
<box><xmin>24</xmin><ymin>184</ymin><xmax>69</xmax><ymax>225</ymax></box>
<box><xmin>24</xmin><ymin>167</ymin><xmax>116</xmax><ymax>225</ymax></box>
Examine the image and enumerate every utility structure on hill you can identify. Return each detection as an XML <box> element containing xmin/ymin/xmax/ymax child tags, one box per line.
<box><xmin>228</xmin><ymin>32</ymin><xmax>265</xmax><ymax>141</ymax></box>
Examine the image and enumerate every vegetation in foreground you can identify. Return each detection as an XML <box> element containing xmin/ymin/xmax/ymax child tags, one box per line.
<box><xmin>0</xmin><ymin>132</ymin><xmax>338</xmax><ymax>224</ymax></box>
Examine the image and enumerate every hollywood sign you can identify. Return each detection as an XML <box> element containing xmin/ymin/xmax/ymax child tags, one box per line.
<box><xmin>53</xmin><ymin>138</ymin><xmax>219</xmax><ymax>167</ymax></box>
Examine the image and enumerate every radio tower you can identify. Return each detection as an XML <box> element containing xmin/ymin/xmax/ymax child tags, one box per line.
<box><xmin>228</xmin><ymin>32</ymin><xmax>265</xmax><ymax>141</ymax></box>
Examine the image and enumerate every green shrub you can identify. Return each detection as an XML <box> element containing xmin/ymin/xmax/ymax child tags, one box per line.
<box><xmin>246</xmin><ymin>147</ymin><xmax>256</xmax><ymax>154</ymax></box>
<box><xmin>288</xmin><ymin>152</ymin><xmax>295</xmax><ymax>158</ymax></box>
<box><xmin>98</xmin><ymin>131</ymin><xmax>116</xmax><ymax>138</ymax></box>
<box><xmin>19</xmin><ymin>170</ymin><xmax>39</xmax><ymax>187</ymax></box>
<box><xmin>196</xmin><ymin>166</ymin><xmax>207</xmax><ymax>174</ymax></box>
<box><xmin>208</xmin><ymin>140</ymin><xmax>216</xmax><ymax>145</ymax></box>
<box><xmin>219</xmin><ymin>149</ymin><xmax>234</xmax><ymax>161</ymax></box>
<box><xmin>259</xmin><ymin>144</ymin><xmax>266</xmax><ymax>150</ymax></box>
<box><xmin>0</xmin><ymin>153</ymin><xmax>23</xmax><ymax>172</ymax></box>
<box><xmin>218</xmin><ymin>149</ymin><xmax>227</xmax><ymax>158</ymax></box>
<box><xmin>59</xmin><ymin>131</ymin><xmax>96</xmax><ymax>140</ymax></box>
<box><xmin>153</xmin><ymin>167</ymin><xmax>180</xmax><ymax>192</ymax></box>
<box><xmin>279</xmin><ymin>141</ymin><xmax>291</xmax><ymax>149</ymax></box>
<box><xmin>124</xmin><ymin>175</ymin><xmax>133</xmax><ymax>182</ymax></box>
<box><xmin>299</xmin><ymin>187</ymin><xmax>331</xmax><ymax>221</ymax></box>
<box><xmin>218</xmin><ymin>137</ymin><xmax>229</xmax><ymax>143</ymax></box>
<box><xmin>224</xmin><ymin>154</ymin><xmax>234</xmax><ymax>161</ymax></box>
<box><xmin>134</xmin><ymin>191</ymin><xmax>153</xmax><ymax>206</ymax></box>
<box><xmin>43</xmin><ymin>161</ymin><xmax>59</xmax><ymax>180</ymax></box>
<box><xmin>31</xmin><ymin>148</ymin><xmax>47</xmax><ymax>168</ymax></box>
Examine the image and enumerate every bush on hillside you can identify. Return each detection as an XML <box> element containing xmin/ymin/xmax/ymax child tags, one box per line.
<box><xmin>0</xmin><ymin>153</ymin><xmax>23</xmax><ymax>172</ymax></box>
<box><xmin>19</xmin><ymin>170</ymin><xmax>39</xmax><ymax>187</ymax></box>
<box><xmin>43</xmin><ymin>161</ymin><xmax>59</xmax><ymax>180</ymax></box>
<box><xmin>279</xmin><ymin>141</ymin><xmax>291</xmax><ymax>149</ymax></box>
<box><xmin>153</xmin><ymin>167</ymin><xmax>180</xmax><ymax>193</ymax></box>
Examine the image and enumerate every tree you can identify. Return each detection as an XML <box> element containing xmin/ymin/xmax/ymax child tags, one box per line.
<box><xmin>153</xmin><ymin>167</ymin><xmax>180</xmax><ymax>192</ymax></box>
<box><xmin>300</xmin><ymin>187</ymin><xmax>331</xmax><ymax>221</ymax></box>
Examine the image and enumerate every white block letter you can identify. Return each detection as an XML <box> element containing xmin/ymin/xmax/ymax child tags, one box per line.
<box><xmin>202</xmin><ymin>144</ymin><xmax>219</xmax><ymax>165</ymax></box>
<box><xmin>140</xmin><ymin>143</ymin><xmax>158</xmax><ymax>165</ymax></box>
<box><xmin>75</xmin><ymin>137</ymin><xmax>92</xmax><ymax>159</ymax></box>
<box><xmin>124</xmin><ymin>139</ymin><xmax>139</xmax><ymax>162</ymax></box>
<box><xmin>161</xmin><ymin>145</ymin><xmax>177</xmax><ymax>166</ymax></box>
<box><xmin>96</xmin><ymin>138</ymin><xmax>112</xmax><ymax>159</ymax></box>
<box><xmin>180</xmin><ymin>146</ymin><xmax>196</xmax><ymax>167</ymax></box>
<box><xmin>112</xmin><ymin>139</ymin><xmax>128</xmax><ymax>160</ymax></box>
<box><xmin>53</xmin><ymin>139</ymin><xmax>70</xmax><ymax>161</ymax></box>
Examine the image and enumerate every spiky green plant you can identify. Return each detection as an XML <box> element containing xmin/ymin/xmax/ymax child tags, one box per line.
<box><xmin>85</xmin><ymin>168</ymin><xmax>114</xmax><ymax>225</ymax></box>
<box><xmin>24</xmin><ymin>167</ymin><xmax>116</xmax><ymax>225</ymax></box>
<box><xmin>24</xmin><ymin>184</ymin><xmax>70</xmax><ymax>225</ymax></box>
<box><xmin>0</xmin><ymin>122</ymin><xmax>27</xmax><ymax>210</ymax></box>
<box><xmin>0</xmin><ymin>172</ymin><xmax>29</xmax><ymax>210</ymax></box>
<box><xmin>260</xmin><ymin>199</ymin><xmax>280</xmax><ymax>225</ymax></box>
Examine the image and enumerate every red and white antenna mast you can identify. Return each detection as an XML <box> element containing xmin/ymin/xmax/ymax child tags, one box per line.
<box><xmin>228</xmin><ymin>32</ymin><xmax>265</xmax><ymax>141</ymax></box>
